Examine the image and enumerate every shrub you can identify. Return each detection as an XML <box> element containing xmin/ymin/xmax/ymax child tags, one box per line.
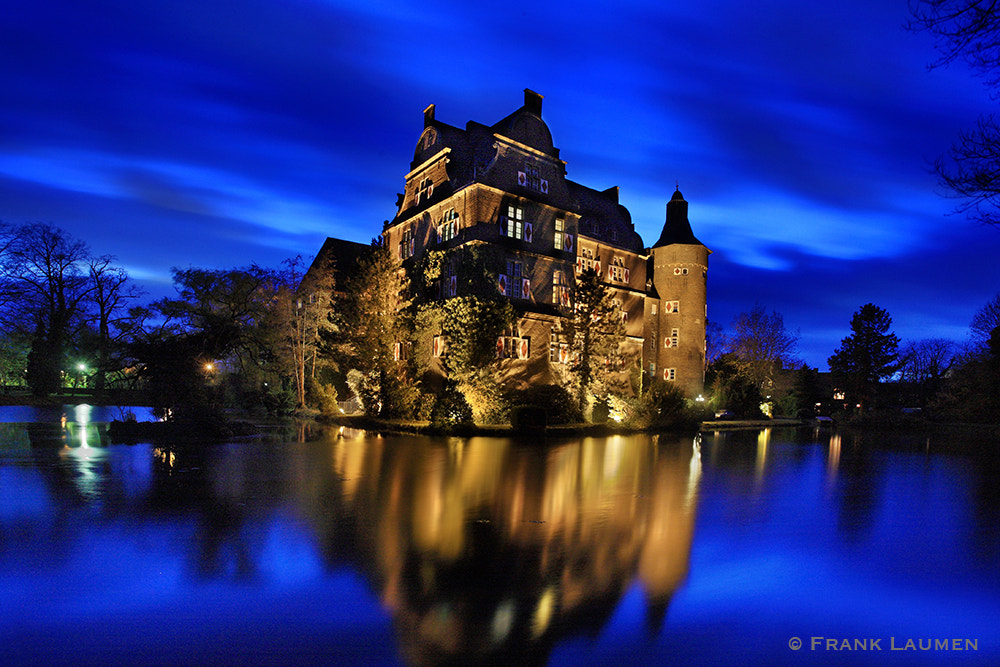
<box><xmin>430</xmin><ymin>381</ymin><xmax>473</xmax><ymax>428</ymax></box>
<box><xmin>640</xmin><ymin>381</ymin><xmax>692</xmax><ymax>429</ymax></box>
<box><xmin>506</xmin><ymin>384</ymin><xmax>583</xmax><ymax>425</ymax></box>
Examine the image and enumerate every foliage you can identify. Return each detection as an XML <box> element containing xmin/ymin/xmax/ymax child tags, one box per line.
<box><xmin>413</xmin><ymin>245</ymin><xmax>517</xmax><ymax>423</ymax></box>
<box><xmin>705</xmin><ymin>319</ymin><xmax>726</xmax><ymax>364</ymax></box>
<box><xmin>332</xmin><ymin>239</ymin><xmax>418</xmax><ymax>418</ymax></box>
<box><xmin>790</xmin><ymin>365</ymin><xmax>825</xmax><ymax>417</ymax></box>
<box><xmin>271</xmin><ymin>255</ymin><xmax>337</xmax><ymax>409</ymax></box>
<box><xmin>434</xmin><ymin>297</ymin><xmax>516</xmax><ymax>380</ymax></box>
<box><xmin>897</xmin><ymin>337</ymin><xmax>958</xmax><ymax>407</ymax></box>
<box><xmin>1</xmin><ymin>223</ymin><xmax>92</xmax><ymax>395</ymax></box>
<box><xmin>458</xmin><ymin>371</ymin><xmax>511</xmax><ymax>424</ymax></box>
<box><xmin>429</xmin><ymin>380</ymin><xmax>474</xmax><ymax>429</ymax></box>
<box><xmin>555</xmin><ymin>268</ymin><xmax>632</xmax><ymax>413</ymax></box>
<box><xmin>505</xmin><ymin>384</ymin><xmax>583</xmax><ymax>425</ymax></box>
<box><xmin>706</xmin><ymin>353</ymin><xmax>766</xmax><ymax>418</ymax></box>
<box><xmin>828</xmin><ymin>303</ymin><xmax>900</xmax><ymax>410</ymax></box>
<box><xmin>347</xmin><ymin>369</ymin><xmax>380</xmax><ymax>416</ymax></box>
<box><xmin>908</xmin><ymin>1</ymin><xmax>1000</xmax><ymax>224</ymax></box>
<box><xmin>306</xmin><ymin>378</ymin><xmax>342</xmax><ymax>415</ymax></box>
<box><xmin>929</xmin><ymin>328</ymin><xmax>1000</xmax><ymax>422</ymax></box>
<box><xmin>87</xmin><ymin>254</ymin><xmax>145</xmax><ymax>391</ymax></box>
<box><xmin>0</xmin><ymin>332</ymin><xmax>28</xmax><ymax>386</ymax></box>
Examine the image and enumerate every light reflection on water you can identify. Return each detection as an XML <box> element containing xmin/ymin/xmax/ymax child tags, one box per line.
<box><xmin>0</xmin><ymin>416</ymin><xmax>998</xmax><ymax>665</ymax></box>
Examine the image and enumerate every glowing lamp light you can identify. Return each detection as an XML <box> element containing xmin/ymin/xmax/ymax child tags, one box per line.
<box><xmin>204</xmin><ymin>362</ymin><xmax>215</xmax><ymax>372</ymax></box>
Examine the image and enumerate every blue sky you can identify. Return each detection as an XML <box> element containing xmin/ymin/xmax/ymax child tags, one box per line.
<box><xmin>3</xmin><ymin>0</ymin><xmax>999</xmax><ymax>369</ymax></box>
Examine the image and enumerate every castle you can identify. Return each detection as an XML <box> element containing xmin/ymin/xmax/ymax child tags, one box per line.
<box><xmin>319</xmin><ymin>89</ymin><xmax>710</xmax><ymax>398</ymax></box>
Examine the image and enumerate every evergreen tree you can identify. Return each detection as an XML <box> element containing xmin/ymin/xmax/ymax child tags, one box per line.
<box><xmin>556</xmin><ymin>268</ymin><xmax>630</xmax><ymax>415</ymax></box>
<box><xmin>828</xmin><ymin>303</ymin><xmax>900</xmax><ymax>410</ymax></box>
<box><xmin>334</xmin><ymin>239</ymin><xmax>417</xmax><ymax>417</ymax></box>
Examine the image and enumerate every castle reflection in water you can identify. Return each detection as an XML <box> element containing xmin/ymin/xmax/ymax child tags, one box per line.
<box><xmin>316</xmin><ymin>432</ymin><xmax>701</xmax><ymax>664</ymax></box>
<box><xmin>13</xmin><ymin>417</ymin><xmax>701</xmax><ymax>664</ymax></box>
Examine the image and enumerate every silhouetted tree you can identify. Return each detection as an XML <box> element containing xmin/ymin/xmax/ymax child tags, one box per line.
<box><xmin>970</xmin><ymin>292</ymin><xmax>1000</xmax><ymax>347</ymax></box>
<box><xmin>791</xmin><ymin>365</ymin><xmax>825</xmax><ymax>417</ymax></box>
<box><xmin>930</xmin><ymin>328</ymin><xmax>1000</xmax><ymax>422</ymax></box>
<box><xmin>706</xmin><ymin>353</ymin><xmax>765</xmax><ymax>419</ymax></box>
<box><xmin>726</xmin><ymin>303</ymin><xmax>799</xmax><ymax>395</ymax></box>
<box><xmin>1</xmin><ymin>223</ymin><xmax>91</xmax><ymax>395</ymax></box>
<box><xmin>897</xmin><ymin>337</ymin><xmax>958</xmax><ymax>406</ymax></box>
<box><xmin>828</xmin><ymin>303</ymin><xmax>900</xmax><ymax>410</ymax></box>
<box><xmin>908</xmin><ymin>1</ymin><xmax>1000</xmax><ymax>224</ymax></box>
<box><xmin>135</xmin><ymin>264</ymin><xmax>283</xmax><ymax>418</ymax></box>
<box><xmin>87</xmin><ymin>255</ymin><xmax>144</xmax><ymax>391</ymax></box>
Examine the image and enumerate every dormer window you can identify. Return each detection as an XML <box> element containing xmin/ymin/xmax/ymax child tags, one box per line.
<box><xmin>417</xmin><ymin>177</ymin><xmax>434</xmax><ymax>204</ymax></box>
<box><xmin>518</xmin><ymin>162</ymin><xmax>549</xmax><ymax>194</ymax></box>
<box><xmin>420</xmin><ymin>128</ymin><xmax>437</xmax><ymax>151</ymax></box>
<box><xmin>608</xmin><ymin>257</ymin><xmax>629</xmax><ymax>284</ymax></box>
<box><xmin>576</xmin><ymin>247</ymin><xmax>600</xmax><ymax>274</ymax></box>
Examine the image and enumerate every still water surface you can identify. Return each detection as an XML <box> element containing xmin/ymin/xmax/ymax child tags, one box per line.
<box><xmin>1</xmin><ymin>412</ymin><xmax>998</xmax><ymax>665</ymax></box>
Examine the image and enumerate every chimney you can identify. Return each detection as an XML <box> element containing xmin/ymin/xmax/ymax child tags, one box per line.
<box><xmin>524</xmin><ymin>89</ymin><xmax>543</xmax><ymax>116</ymax></box>
<box><xmin>423</xmin><ymin>104</ymin><xmax>435</xmax><ymax>127</ymax></box>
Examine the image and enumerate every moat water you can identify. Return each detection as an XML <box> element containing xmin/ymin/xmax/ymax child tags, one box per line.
<box><xmin>1</xmin><ymin>409</ymin><xmax>998</xmax><ymax>665</ymax></box>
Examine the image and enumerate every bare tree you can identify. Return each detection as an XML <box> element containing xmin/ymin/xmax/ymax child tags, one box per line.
<box><xmin>1</xmin><ymin>223</ymin><xmax>92</xmax><ymax>395</ymax></box>
<box><xmin>970</xmin><ymin>292</ymin><xmax>1000</xmax><ymax>346</ymax></box>
<box><xmin>727</xmin><ymin>303</ymin><xmax>800</xmax><ymax>393</ymax></box>
<box><xmin>87</xmin><ymin>255</ymin><xmax>144</xmax><ymax>390</ymax></box>
<box><xmin>277</xmin><ymin>255</ymin><xmax>337</xmax><ymax>409</ymax></box>
<box><xmin>908</xmin><ymin>1</ymin><xmax>1000</xmax><ymax>224</ymax></box>
<box><xmin>898</xmin><ymin>337</ymin><xmax>958</xmax><ymax>405</ymax></box>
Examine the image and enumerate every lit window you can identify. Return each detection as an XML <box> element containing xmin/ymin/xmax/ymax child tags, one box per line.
<box><xmin>398</xmin><ymin>227</ymin><xmax>414</xmax><ymax>259</ymax></box>
<box><xmin>651</xmin><ymin>303</ymin><xmax>657</xmax><ymax>315</ymax></box>
<box><xmin>554</xmin><ymin>218</ymin><xmax>565</xmax><ymax>250</ymax></box>
<box><xmin>552</xmin><ymin>270</ymin><xmax>571</xmax><ymax>306</ymax></box>
<box><xmin>438</xmin><ymin>208</ymin><xmax>459</xmax><ymax>242</ymax></box>
<box><xmin>501</xmin><ymin>205</ymin><xmax>524</xmax><ymax>239</ymax></box>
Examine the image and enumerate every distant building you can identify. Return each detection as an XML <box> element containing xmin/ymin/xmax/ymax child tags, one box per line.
<box><xmin>317</xmin><ymin>90</ymin><xmax>711</xmax><ymax>397</ymax></box>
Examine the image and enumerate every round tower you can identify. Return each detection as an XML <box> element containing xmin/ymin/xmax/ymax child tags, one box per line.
<box><xmin>650</xmin><ymin>189</ymin><xmax>710</xmax><ymax>398</ymax></box>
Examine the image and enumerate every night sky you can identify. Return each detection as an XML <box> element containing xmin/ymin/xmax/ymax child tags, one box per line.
<box><xmin>3</xmin><ymin>0</ymin><xmax>999</xmax><ymax>369</ymax></box>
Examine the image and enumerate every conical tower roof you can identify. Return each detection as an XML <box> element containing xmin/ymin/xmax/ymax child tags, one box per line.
<box><xmin>653</xmin><ymin>189</ymin><xmax>703</xmax><ymax>247</ymax></box>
